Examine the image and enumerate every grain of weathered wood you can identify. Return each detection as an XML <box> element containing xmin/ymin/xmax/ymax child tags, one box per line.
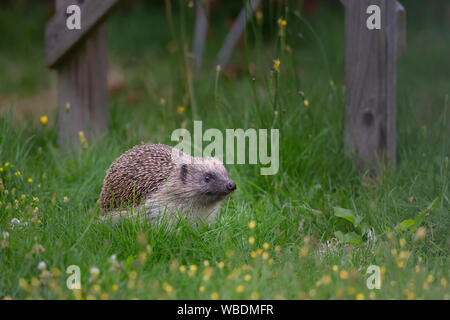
<box><xmin>57</xmin><ymin>24</ymin><xmax>109</xmax><ymax>148</ymax></box>
<box><xmin>46</xmin><ymin>0</ymin><xmax>119</xmax><ymax>68</ymax></box>
<box><xmin>341</xmin><ymin>0</ymin><xmax>405</xmax><ymax>171</ymax></box>
<box><xmin>48</xmin><ymin>0</ymin><xmax>112</xmax><ymax>148</ymax></box>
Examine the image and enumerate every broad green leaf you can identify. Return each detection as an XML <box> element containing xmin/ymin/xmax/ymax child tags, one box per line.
<box><xmin>333</xmin><ymin>206</ymin><xmax>362</xmax><ymax>228</ymax></box>
<box><xmin>395</xmin><ymin>219</ymin><xmax>416</xmax><ymax>231</ymax></box>
<box><xmin>335</xmin><ymin>231</ymin><xmax>345</xmax><ymax>243</ymax></box>
<box><xmin>343</xmin><ymin>232</ymin><xmax>362</xmax><ymax>244</ymax></box>
<box><xmin>335</xmin><ymin>231</ymin><xmax>361</xmax><ymax>244</ymax></box>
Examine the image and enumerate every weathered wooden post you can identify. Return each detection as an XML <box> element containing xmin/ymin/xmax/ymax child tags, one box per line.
<box><xmin>341</xmin><ymin>0</ymin><xmax>405</xmax><ymax>171</ymax></box>
<box><xmin>45</xmin><ymin>0</ymin><xmax>119</xmax><ymax>148</ymax></box>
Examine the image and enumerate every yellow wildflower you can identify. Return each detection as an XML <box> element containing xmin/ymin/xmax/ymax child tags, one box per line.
<box><xmin>339</xmin><ymin>270</ymin><xmax>349</xmax><ymax>280</ymax></box>
<box><xmin>179</xmin><ymin>265</ymin><xmax>186</xmax><ymax>273</ymax></box>
<box><xmin>250</xmin><ymin>291</ymin><xmax>259</xmax><ymax>299</ymax></box>
<box><xmin>263</xmin><ymin>242</ymin><xmax>269</xmax><ymax>250</ymax></box>
<box><xmin>18</xmin><ymin>278</ymin><xmax>30</xmax><ymax>291</ymax></box>
<box><xmin>236</xmin><ymin>285</ymin><xmax>245</xmax><ymax>293</ymax></box>
<box><xmin>405</xmin><ymin>290</ymin><xmax>414</xmax><ymax>300</ymax></box>
<box><xmin>40</xmin><ymin>115</ymin><xmax>48</xmax><ymax>126</ymax></box>
<box><xmin>163</xmin><ymin>283</ymin><xmax>173</xmax><ymax>293</ymax></box>
<box><xmin>210</xmin><ymin>292</ymin><xmax>219</xmax><ymax>300</ymax></box>
<box><xmin>31</xmin><ymin>277</ymin><xmax>40</xmax><ymax>287</ymax></box>
<box><xmin>27</xmin><ymin>178</ymin><xmax>33</xmax><ymax>183</ymax></box>
<box><xmin>277</xmin><ymin>18</ymin><xmax>287</xmax><ymax>28</ymax></box>
<box><xmin>304</xmin><ymin>99</ymin><xmax>309</xmax><ymax>107</ymax></box>
<box><xmin>273</xmin><ymin>59</ymin><xmax>280</xmax><ymax>72</ymax></box>
<box><xmin>129</xmin><ymin>270</ymin><xmax>137</xmax><ymax>280</ymax></box>
<box><xmin>248</xmin><ymin>236</ymin><xmax>255</xmax><ymax>245</ymax></box>
<box><xmin>399</xmin><ymin>250</ymin><xmax>410</xmax><ymax>260</ymax></box>
<box><xmin>322</xmin><ymin>275</ymin><xmax>332</xmax><ymax>285</ymax></box>
<box><xmin>78</xmin><ymin>131</ymin><xmax>88</xmax><ymax>149</ymax></box>
<box><xmin>248</xmin><ymin>220</ymin><xmax>256</xmax><ymax>229</ymax></box>
<box><xmin>299</xmin><ymin>247</ymin><xmax>308</xmax><ymax>257</ymax></box>
<box><xmin>413</xmin><ymin>227</ymin><xmax>426</xmax><ymax>241</ymax></box>
<box><xmin>356</xmin><ymin>293</ymin><xmax>365</xmax><ymax>300</ymax></box>
<box><xmin>177</xmin><ymin>106</ymin><xmax>185</xmax><ymax>114</ymax></box>
<box><xmin>218</xmin><ymin>261</ymin><xmax>224</xmax><ymax>269</ymax></box>
<box><xmin>203</xmin><ymin>267</ymin><xmax>213</xmax><ymax>281</ymax></box>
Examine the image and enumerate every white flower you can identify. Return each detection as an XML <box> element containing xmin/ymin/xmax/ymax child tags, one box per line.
<box><xmin>38</xmin><ymin>261</ymin><xmax>46</xmax><ymax>270</ymax></box>
<box><xmin>10</xmin><ymin>218</ymin><xmax>20</xmax><ymax>225</ymax></box>
<box><xmin>109</xmin><ymin>254</ymin><xmax>117</xmax><ymax>262</ymax></box>
<box><xmin>2</xmin><ymin>231</ymin><xmax>9</xmax><ymax>239</ymax></box>
<box><xmin>90</xmin><ymin>267</ymin><xmax>100</xmax><ymax>276</ymax></box>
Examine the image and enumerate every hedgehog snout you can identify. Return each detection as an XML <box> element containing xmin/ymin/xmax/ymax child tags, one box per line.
<box><xmin>226</xmin><ymin>181</ymin><xmax>236</xmax><ymax>192</ymax></box>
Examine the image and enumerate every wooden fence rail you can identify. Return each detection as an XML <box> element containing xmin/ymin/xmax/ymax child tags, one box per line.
<box><xmin>46</xmin><ymin>0</ymin><xmax>405</xmax><ymax>173</ymax></box>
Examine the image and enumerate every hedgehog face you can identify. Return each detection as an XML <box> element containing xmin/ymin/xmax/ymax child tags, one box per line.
<box><xmin>180</xmin><ymin>158</ymin><xmax>236</xmax><ymax>204</ymax></box>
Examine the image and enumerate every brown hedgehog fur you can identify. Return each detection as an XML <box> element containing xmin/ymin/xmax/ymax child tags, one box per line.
<box><xmin>99</xmin><ymin>143</ymin><xmax>236</xmax><ymax>222</ymax></box>
<box><xmin>100</xmin><ymin>144</ymin><xmax>175</xmax><ymax>212</ymax></box>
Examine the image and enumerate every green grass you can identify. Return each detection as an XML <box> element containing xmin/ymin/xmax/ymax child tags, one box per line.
<box><xmin>0</xmin><ymin>1</ymin><xmax>449</xmax><ymax>300</ymax></box>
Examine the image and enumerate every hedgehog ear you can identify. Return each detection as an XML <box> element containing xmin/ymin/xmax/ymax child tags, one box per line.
<box><xmin>180</xmin><ymin>164</ymin><xmax>188</xmax><ymax>183</ymax></box>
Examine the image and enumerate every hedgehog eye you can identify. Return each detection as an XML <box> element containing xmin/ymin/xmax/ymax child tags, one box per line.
<box><xmin>204</xmin><ymin>175</ymin><xmax>211</xmax><ymax>183</ymax></box>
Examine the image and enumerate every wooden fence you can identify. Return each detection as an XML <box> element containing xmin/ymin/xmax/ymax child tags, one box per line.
<box><xmin>45</xmin><ymin>0</ymin><xmax>405</xmax><ymax>172</ymax></box>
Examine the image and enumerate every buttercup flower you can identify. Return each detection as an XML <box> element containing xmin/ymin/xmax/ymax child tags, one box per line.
<box><xmin>40</xmin><ymin>116</ymin><xmax>48</xmax><ymax>126</ymax></box>
<box><xmin>236</xmin><ymin>285</ymin><xmax>245</xmax><ymax>293</ymax></box>
<box><xmin>273</xmin><ymin>59</ymin><xmax>280</xmax><ymax>72</ymax></box>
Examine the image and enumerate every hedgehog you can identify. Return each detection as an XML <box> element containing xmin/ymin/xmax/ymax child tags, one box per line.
<box><xmin>99</xmin><ymin>144</ymin><xmax>236</xmax><ymax>224</ymax></box>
